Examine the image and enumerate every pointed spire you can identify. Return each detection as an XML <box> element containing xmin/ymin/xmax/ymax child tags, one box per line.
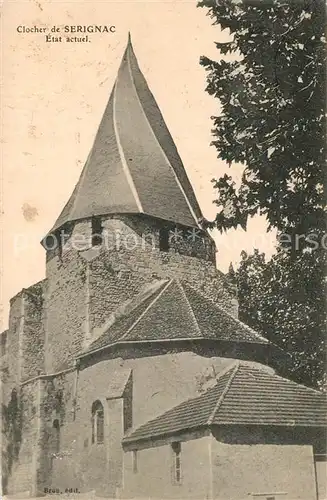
<box><xmin>46</xmin><ymin>36</ymin><xmax>203</xmax><ymax>238</ymax></box>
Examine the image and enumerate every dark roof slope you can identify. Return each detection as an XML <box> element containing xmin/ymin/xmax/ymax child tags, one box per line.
<box><xmin>83</xmin><ymin>279</ymin><xmax>269</xmax><ymax>355</ymax></box>
<box><xmin>124</xmin><ymin>369</ymin><xmax>233</xmax><ymax>444</ymax></box>
<box><xmin>181</xmin><ymin>282</ymin><xmax>267</xmax><ymax>344</ymax></box>
<box><xmin>210</xmin><ymin>363</ymin><xmax>326</xmax><ymax>427</ymax></box>
<box><xmin>47</xmin><ymin>34</ymin><xmax>202</xmax><ymax>238</ymax></box>
<box><xmin>123</xmin><ymin>362</ymin><xmax>327</xmax><ymax>446</ymax></box>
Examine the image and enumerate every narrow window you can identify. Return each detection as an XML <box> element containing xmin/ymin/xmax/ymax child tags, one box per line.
<box><xmin>53</xmin><ymin>419</ymin><xmax>60</xmax><ymax>454</ymax></box>
<box><xmin>0</xmin><ymin>331</ymin><xmax>7</xmax><ymax>357</ymax></box>
<box><xmin>92</xmin><ymin>217</ymin><xmax>103</xmax><ymax>246</ymax></box>
<box><xmin>91</xmin><ymin>400</ymin><xmax>104</xmax><ymax>444</ymax></box>
<box><xmin>55</xmin><ymin>230</ymin><xmax>63</xmax><ymax>259</ymax></box>
<box><xmin>132</xmin><ymin>450</ymin><xmax>138</xmax><ymax>473</ymax></box>
<box><xmin>123</xmin><ymin>375</ymin><xmax>133</xmax><ymax>433</ymax></box>
<box><xmin>159</xmin><ymin>227</ymin><xmax>170</xmax><ymax>252</ymax></box>
<box><xmin>171</xmin><ymin>441</ymin><xmax>181</xmax><ymax>484</ymax></box>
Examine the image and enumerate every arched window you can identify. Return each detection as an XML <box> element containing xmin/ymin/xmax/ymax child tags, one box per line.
<box><xmin>91</xmin><ymin>400</ymin><xmax>104</xmax><ymax>444</ymax></box>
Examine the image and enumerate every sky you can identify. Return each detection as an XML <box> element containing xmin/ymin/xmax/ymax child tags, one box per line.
<box><xmin>1</xmin><ymin>0</ymin><xmax>276</xmax><ymax>329</ymax></box>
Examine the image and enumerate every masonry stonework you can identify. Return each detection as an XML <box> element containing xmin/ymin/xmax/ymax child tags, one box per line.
<box><xmin>44</xmin><ymin>215</ymin><xmax>237</xmax><ymax>372</ymax></box>
<box><xmin>211</xmin><ymin>430</ymin><xmax>317</xmax><ymax>500</ymax></box>
<box><xmin>122</xmin><ymin>430</ymin><xmax>318</xmax><ymax>500</ymax></box>
<box><xmin>122</xmin><ymin>435</ymin><xmax>212</xmax><ymax>499</ymax></box>
<box><xmin>44</xmin><ymin>221</ymin><xmax>90</xmax><ymax>373</ymax></box>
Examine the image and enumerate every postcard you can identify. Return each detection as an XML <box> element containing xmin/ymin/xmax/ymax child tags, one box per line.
<box><xmin>1</xmin><ymin>1</ymin><xmax>326</xmax><ymax>499</ymax></box>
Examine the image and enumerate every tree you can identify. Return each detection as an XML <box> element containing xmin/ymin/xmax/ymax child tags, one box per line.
<box><xmin>198</xmin><ymin>0</ymin><xmax>325</xmax><ymax>239</ymax></box>
<box><xmin>198</xmin><ymin>0</ymin><xmax>326</xmax><ymax>387</ymax></box>
<box><xmin>235</xmin><ymin>249</ymin><xmax>326</xmax><ymax>388</ymax></box>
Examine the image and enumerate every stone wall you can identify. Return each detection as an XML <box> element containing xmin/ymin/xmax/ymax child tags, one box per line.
<box><xmin>20</xmin><ymin>281</ymin><xmax>46</xmax><ymax>381</ymax></box>
<box><xmin>211</xmin><ymin>427</ymin><xmax>318</xmax><ymax>500</ymax></box>
<box><xmin>44</xmin><ymin>220</ymin><xmax>89</xmax><ymax>373</ymax></box>
<box><xmin>29</xmin><ymin>350</ymin><xmax>234</xmax><ymax>496</ymax></box>
<box><xmin>46</xmin><ymin>368</ymin><xmax>125</xmax><ymax>497</ymax></box>
<box><xmin>6</xmin><ymin>292</ymin><xmax>24</xmax><ymax>388</ymax></box>
<box><xmin>3</xmin><ymin>280</ymin><xmax>46</xmax><ymax>390</ymax></box>
<box><xmin>37</xmin><ymin>373</ymin><xmax>76</xmax><ymax>495</ymax></box>
<box><xmin>2</xmin><ymin>281</ymin><xmax>47</xmax><ymax>494</ymax></box>
<box><xmin>77</xmin><ymin>350</ymin><xmax>232</xmax><ymax>430</ymax></box>
<box><xmin>0</xmin><ymin>330</ymin><xmax>8</xmax><ymax>356</ymax></box>
<box><xmin>122</xmin><ymin>428</ymin><xmax>319</xmax><ymax>500</ymax></box>
<box><xmin>3</xmin><ymin>210</ymin><xmax>239</xmax><ymax>495</ymax></box>
<box><xmin>44</xmin><ymin>215</ymin><xmax>237</xmax><ymax>373</ymax></box>
<box><xmin>5</xmin><ymin>380</ymin><xmax>39</xmax><ymax>495</ymax></box>
<box><xmin>94</xmin><ymin>215</ymin><xmax>235</xmax><ymax>318</ymax></box>
<box><xmin>6</xmin><ymin>345</ymin><xmax>323</xmax><ymax>498</ymax></box>
<box><xmin>19</xmin><ymin>380</ymin><xmax>40</xmax><ymax>465</ymax></box>
<box><xmin>122</xmin><ymin>435</ymin><xmax>212</xmax><ymax>499</ymax></box>
<box><xmin>315</xmin><ymin>458</ymin><xmax>327</xmax><ymax>500</ymax></box>
<box><xmin>8</xmin><ymin>372</ymin><xmax>77</xmax><ymax>496</ymax></box>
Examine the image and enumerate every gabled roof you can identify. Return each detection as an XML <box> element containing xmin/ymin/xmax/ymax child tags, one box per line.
<box><xmin>47</xmin><ymin>34</ymin><xmax>202</xmax><ymax>237</ymax></box>
<box><xmin>123</xmin><ymin>362</ymin><xmax>327</xmax><ymax>447</ymax></box>
<box><xmin>81</xmin><ymin>279</ymin><xmax>269</xmax><ymax>356</ymax></box>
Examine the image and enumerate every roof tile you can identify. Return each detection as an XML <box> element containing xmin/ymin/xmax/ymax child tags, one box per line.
<box><xmin>46</xmin><ymin>36</ymin><xmax>201</xmax><ymax>238</ymax></box>
<box><xmin>123</xmin><ymin>362</ymin><xmax>327</xmax><ymax>446</ymax></box>
<box><xmin>82</xmin><ymin>279</ymin><xmax>269</xmax><ymax>356</ymax></box>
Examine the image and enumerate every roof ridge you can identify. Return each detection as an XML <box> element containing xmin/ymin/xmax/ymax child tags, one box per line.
<box><xmin>113</xmin><ymin>65</ymin><xmax>143</xmax><ymax>212</ymax></box>
<box><xmin>123</xmin><ymin>358</ymin><xmax>327</xmax><ymax>445</ymax></box>
<box><xmin>66</xmin><ymin>150</ymin><xmax>91</xmax><ymax>224</ymax></box>
<box><xmin>240</xmin><ymin>362</ymin><xmax>325</xmax><ymax>396</ymax></box>
<box><xmin>126</xmin><ymin>46</ymin><xmax>200</xmax><ymax>228</ymax></box>
<box><xmin>177</xmin><ymin>281</ymin><xmax>202</xmax><ymax>337</ymax></box>
<box><xmin>45</xmin><ymin>37</ymin><xmax>202</xmax><ymax>237</ymax></box>
<box><xmin>123</xmin><ymin>387</ymin><xmax>207</xmax><ymax>442</ymax></box>
<box><xmin>207</xmin><ymin>361</ymin><xmax>240</xmax><ymax>425</ymax></box>
<box><xmin>89</xmin><ymin>279</ymin><xmax>168</xmax><ymax>346</ymax></box>
<box><xmin>214</xmin><ymin>360</ymin><xmax>240</xmax><ymax>383</ymax></box>
<box><xmin>118</xmin><ymin>279</ymin><xmax>173</xmax><ymax>342</ymax></box>
<box><xmin>182</xmin><ymin>281</ymin><xmax>270</xmax><ymax>345</ymax></box>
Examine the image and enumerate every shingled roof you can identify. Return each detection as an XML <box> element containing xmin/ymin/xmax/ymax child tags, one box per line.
<box><xmin>81</xmin><ymin>279</ymin><xmax>269</xmax><ymax>356</ymax></box>
<box><xmin>47</xmin><ymin>34</ymin><xmax>202</xmax><ymax>238</ymax></box>
<box><xmin>123</xmin><ymin>361</ymin><xmax>327</xmax><ymax>447</ymax></box>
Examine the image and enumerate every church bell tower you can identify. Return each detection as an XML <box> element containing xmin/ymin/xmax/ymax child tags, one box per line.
<box><xmin>42</xmin><ymin>35</ymin><xmax>235</xmax><ymax>373</ymax></box>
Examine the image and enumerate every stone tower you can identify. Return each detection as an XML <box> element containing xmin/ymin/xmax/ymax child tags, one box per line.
<box><xmin>5</xmin><ymin>36</ymin><xmax>324</xmax><ymax>500</ymax></box>
<box><xmin>42</xmin><ymin>35</ymin><xmax>237</xmax><ymax>374</ymax></box>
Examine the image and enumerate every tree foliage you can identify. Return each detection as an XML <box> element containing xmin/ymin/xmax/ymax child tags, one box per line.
<box><xmin>198</xmin><ymin>0</ymin><xmax>325</xmax><ymax>236</ymax></box>
<box><xmin>234</xmin><ymin>249</ymin><xmax>326</xmax><ymax>388</ymax></box>
<box><xmin>199</xmin><ymin>0</ymin><xmax>326</xmax><ymax>387</ymax></box>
